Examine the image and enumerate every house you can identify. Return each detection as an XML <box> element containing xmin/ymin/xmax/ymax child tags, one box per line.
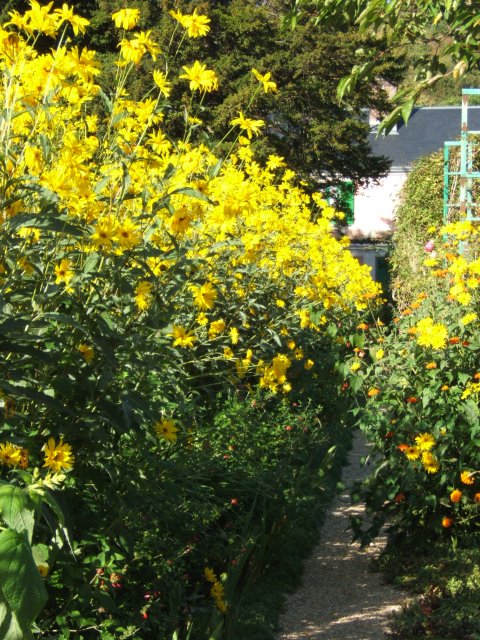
<box><xmin>346</xmin><ymin>105</ymin><xmax>480</xmax><ymax>288</ymax></box>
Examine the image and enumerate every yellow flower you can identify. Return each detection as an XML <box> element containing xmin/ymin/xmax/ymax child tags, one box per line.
<box><xmin>155</xmin><ymin>418</ymin><xmax>179</xmax><ymax>443</ymax></box>
<box><xmin>54</xmin><ymin>258</ymin><xmax>74</xmax><ymax>286</ymax></box>
<box><xmin>376</xmin><ymin>348</ymin><xmax>384</xmax><ymax>360</ymax></box>
<box><xmin>112</xmin><ymin>8</ymin><xmax>140</xmax><ymax>30</ymax></box>
<box><xmin>116</xmin><ymin>218</ymin><xmax>141</xmax><ymax>249</ymax></box>
<box><xmin>223</xmin><ymin>346</ymin><xmax>234</xmax><ymax>359</ymax></box>
<box><xmin>304</xmin><ymin>359</ymin><xmax>314</xmax><ymax>370</ymax></box>
<box><xmin>404</xmin><ymin>446</ymin><xmax>420</xmax><ymax>460</ymax></box>
<box><xmin>208</xmin><ymin>319</ymin><xmax>226</xmax><ymax>338</ymax></box>
<box><xmin>135</xmin><ymin>281</ymin><xmax>153</xmax><ymax>311</ymax></box>
<box><xmin>78</xmin><ymin>343</ymin><xmax>94</xmax><ymax>363</ymax></box>
<box><xmin>414</xmin><ymin>432</ymin><xmax>435</xmax><ymax>452</ymax></box>
<box><xmin>460</xmin><ymin>312</ymin><xmax>477</xmax><ymax>326</ymax></box>
<box><xmin>172</xmin><ymin>325</ymin><xmax>196</xmax><ymax>348</ymax></box>
<box><xmin>460</xmin><ymin>470</ymin><xmax>475</xmax><ymax>485</ymax></box>
<box><xmin>230</xmin><ymin>111</ymin><xmax>265</xmax><ymax>139</ymax></box>
<box><xmin>182</xmin><ymin>9</ymin><xmax>211</xmax><ymax>38</ymax></box>
<box><xmin>251</xmin><ymin>68</ymin><xmax>277</xmax><ymax>93</ymax></box>
<box><xmin>204</xmin><ymin>567</ymin><xmax>217</xmax><ymax>583</ymax></box>
<box><xmin>153</xmin><ymin>70</ymin><xmax>172</xmax><ymax>97</ymax></box>
<box><xmin>230</xmin><ymin>327</ymin><xmax>239</xmax><ymax>345</ymax></box>
<box><xmin>350</xmin><ymin>361</ymin><xmax>361</xmax><ymax>372</ymax></box>
<box><xmin>416</xmin><ymin>317</ymin><xmax>448</xmax><ymax>349</ymax></box>
<box><xmin>0</xmin><ymin>442</ymin><xmax>22</xmax><ymax>467</ymax></box>
<box><xmin>180</xmin><ymin>61</ymin><xmax>218</xmax><ymax>92</ymax></box>
<box><xmin>42</xmin><ymin>438</ymin><xmax>74</xmax><ymax>473</ymax></box>
<box><xmin>422</xmin><ymin>451</ymin><xmax>439</xmax><ymax>473</ymax></box>
<box><xmin>54</xmin><ymin>4</ymin><xmax>90</xmax><ymax>35</ymax></box>
<box><xmin>192</xmin><ymin>282</ymin><xmax>217</xmax><ymax>311</ymax></box>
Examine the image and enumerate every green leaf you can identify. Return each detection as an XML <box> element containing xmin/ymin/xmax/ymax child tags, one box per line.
<box><xmin>0</xmin><ymin>486</ymin><xmax>35</xmax><ymax>544</ymax></box>
<box><xmin>0</xmin><ymin>381</ymin><xmax>73</xmax><ymax>416</ymax></box>
<box><xmin>5</xmin><ymin>213</ymin><xmax>84</xmax><ymax>238</ymax></box>
<box><xmin>0</xmin><ymin>529</ymin><xmax>48</xmax><ymax>640</ymax></box>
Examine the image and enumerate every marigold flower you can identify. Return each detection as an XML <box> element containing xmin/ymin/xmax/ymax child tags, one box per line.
<box><xmin>442</xmin><ymin>516</ymin><xmax>454</xmax><ymax>528</ymax></box>
<box><xmin>415</xmin><ymin>433</ymin><xmax>435</xmax><ymax>451</ymax></box>
<box><xmin>394</xmin><ymin>492</ymin><xmax>406</xmax><ymax>503</ymax></box>
<box><xmin>404</xmin><ymin>446</ymin><xmax>420</xmax><ymax>460</ymax></box>
<box><xmin>450</xmin><ymin>489</ymin><xmax>462</xmax><ymax>503</ymax></box>
<box><xmin>474</xmin><ymin>492</ymin><xmax>480</xmax><ymax>503</ymax></box>
<box><xmin>422</xmin><ymin>451</ymin><xmax>439</xmax><ymax>473</ymax></box>
<box><xmin>441</xmin><ymin>384</ymin><xmax>450</xmax><ymax>391</ymax></box>
<box><xmin>425</xmin><ymin>362</ymin><xmax>437</xmax><ymax>369</ymax></box>
<box><xmin>460</xmin><ymin>471</ymin><xmax>475</xmax><ymax>485</ymax></box>
<box><xmin>0</xmin><ymin>442</ymin><xmax>22</xmax><ymax>467</ymax></box>
<box><xmin>449</xmin><ymin>336</ymin><xmax>461</xmax><ymax>344</ymax></box>
<box><xmin>406</xmin><ymin>396</ymin><xmax>418</xmax><ymax>403</ymax></box>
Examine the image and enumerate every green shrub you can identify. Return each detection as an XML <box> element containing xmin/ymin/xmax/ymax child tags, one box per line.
<box><xmin>390</xmin><ymin>151</ymin><xmax>444</xmax><ymax>309</ymax></box>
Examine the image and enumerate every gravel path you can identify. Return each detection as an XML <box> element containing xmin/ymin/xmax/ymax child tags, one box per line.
<box><xmin>276</xmin><ymin>431</ymin><xmax>403</xmax><ymax>640</ymax></box>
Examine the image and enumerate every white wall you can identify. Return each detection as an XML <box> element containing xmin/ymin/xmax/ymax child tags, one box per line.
<box><xmin>349</xmin><ymin>171</ymin><xmax>407</xmax><ymax>239</ymax></box>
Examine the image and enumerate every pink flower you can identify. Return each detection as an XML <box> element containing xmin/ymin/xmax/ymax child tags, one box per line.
<box><xmin>424</xmin><ymin>240</ymin><xmax>435</xmax><ymax>252</ymax></box>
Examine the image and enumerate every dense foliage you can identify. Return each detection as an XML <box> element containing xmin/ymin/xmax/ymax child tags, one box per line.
<box><xmin>389</xmin><ymin>151</ymin><xmax>444</xmax><ymax>309</ymax></box>
<box><xmin>296</xmin><ymin>0</ymin><xmax>480</xmax><ymax>131</ymax></box>
<box><xmin>0</xmin><ymin>4</ymin><xmax>381</xmax><ymax>638</ymax></box>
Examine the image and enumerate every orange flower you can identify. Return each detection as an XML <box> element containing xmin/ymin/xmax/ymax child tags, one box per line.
<box><xmin>394</xmin><ymin>492</ymin><xmax>406</xmax><ymax>503</ymax></box>
<box><xmin>357</xmin><ymin>322</ymin><xmax>369</xmax><ymax>330</ymax></box>
<box><xmin>367</xmin><ymin>387</ymin><xmax>380</xmax><ymax>397</ymax></box>
<box><xmin>474</xmin><ymin>373</ymin><xmax>480</xmax><ymax>380</ymax></box>
<box><xmin>450</xmin><ymin>489</ymin><xmax>462</xmax><ymax>503</ymax></box>
<box><xmin>474</xmin><ymin>493</ymin><xmax>480</xmax><ymax>503</ymax></box>
<box><xmin>441</xmin><ymin>385</ymin><xmax>450</xmax><ymax>391</ymax></box>
<box><xmin>402</xmin><ymin>308</ymin><xmax>412</xmax><ymax>316</ymax></box>
<box><xmin>397</xmin><ymin>443</ymin><xmax>409</xmax><ymax>452</ymax></box>
<box><xmin>407</xmin><ymin>327</ymin><xmax>418</xmax><ymax>335</ymax></box>
<box><xmin>425</xmin><ymin>362</ymin><xmax>437</xmax><ymax>369</ymax></box>
<box><xmin>406</xmin><ymin>396</ymin><xmax>418</xmax><ymax>403</ymax></box>
<box><xmin>442</xmin><ymin>516</ymin><xmax>454</xmax><ymax>528</ymax></box>
<box><xmin>449</xmin><ymin>337</ymin><xmax>461</xmax><ymax>345</ymax></box>
<box><xmin>393</xmin><ymin>317</ymin><xmax>400</xmax><ymax>323</ymax></box>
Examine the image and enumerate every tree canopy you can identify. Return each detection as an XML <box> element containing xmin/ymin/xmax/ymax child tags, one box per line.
<box><xmin>289</xmin><ymin>0</ymin><xmax>480</xmax><ymax>131</ymax></box>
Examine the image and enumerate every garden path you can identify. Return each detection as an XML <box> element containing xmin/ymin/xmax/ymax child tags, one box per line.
<box><xmin>276</xmin><ymin>431</ymin><xmax>403</xmax><ymax>640</ymax></box>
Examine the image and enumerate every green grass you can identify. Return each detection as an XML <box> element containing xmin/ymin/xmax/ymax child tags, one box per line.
<box><xmin>374</xmin><ymin>532</ymin><xmax>480</xmax><ymax>639</ymax></box>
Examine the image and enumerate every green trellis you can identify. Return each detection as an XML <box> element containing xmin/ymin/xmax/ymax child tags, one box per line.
<box><xmin>443</xmin><ymin>89</ymin><xmax>480</xmax><ymax>226</ymax></box>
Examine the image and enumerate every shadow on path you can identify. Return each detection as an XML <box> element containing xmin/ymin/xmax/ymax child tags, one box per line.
<box><xmin>276</xmin><ymin>431</ymin><xmax>403</xmax><ymax>640</ymax></box>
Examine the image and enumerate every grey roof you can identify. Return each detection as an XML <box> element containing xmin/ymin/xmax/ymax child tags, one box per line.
<box><xmin>369</xmin><ymin>106</ymin><xmax>480</xmax><ymax>169</ymax></box>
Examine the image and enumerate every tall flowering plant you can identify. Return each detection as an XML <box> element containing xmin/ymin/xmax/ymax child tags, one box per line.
<box><xmin>344</xmin><ymin>224</ymin><xmax>480</xmax><ymax>543</ymax></box>
<box><xmin>0</xmin><ymin>2</ymin><xmax>380</xmax><ymax>636</ymax></box>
